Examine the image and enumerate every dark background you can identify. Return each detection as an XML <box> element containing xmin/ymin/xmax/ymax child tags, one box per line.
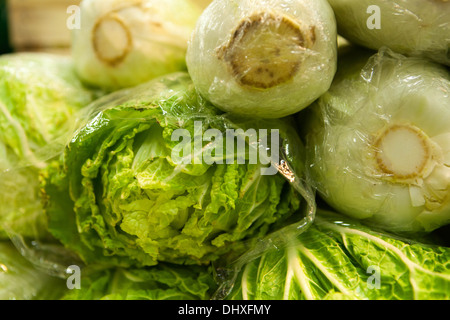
<box><xmin>0</xmin><ymin>0</ymin><xmax>12</xmax><ymax>54</ymax></box>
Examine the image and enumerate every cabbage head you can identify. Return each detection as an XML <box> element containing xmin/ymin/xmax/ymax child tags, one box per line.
<box><xmin>43</xmin><ymin>72</ymin><xmax>312</xmax><ymax>268</ymax></box>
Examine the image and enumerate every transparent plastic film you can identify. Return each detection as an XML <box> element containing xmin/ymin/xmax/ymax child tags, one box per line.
<box><xmin>222</xmin><ymin>209</ymin><xmax>450</xmax><ymax>300</ymax></box>
<box><xmin>41</xmin><ymin>72</ymin><xmax>316</xmax><ymax>270</ymax></box>
<box><xmin>0</xmin><ymin>241</ymin><xmax>68</xmax><ymax>300</ymax></box>
<box><xmin>216</xmin><ymin>11</ymin><xmax>316</xmax><ymax>90</ymax></box>
<box><xmin>6</xmin><ymin>231</ymin><xmax>85</xmax><ymax>279</ymax></box>
<box><xmin>327</xmin><ymin>0</ymin><xmax>450</xmax><ymax>66</ymax></box>
<box><xmin>72</xmin><ymin>0</ymin><xmax>203</xmax><ymax>91</ymax></box>
<box><xmin>186</xmin><ymin>0</ymin><xmax>337</xmax><ymax>119</ymax></box>
<box><xmin>0</xmin><ymin>53</ymin><xmax>102</xmax><ymax>242</ymax></box>
<box><xmin>303</xmin><ymin>47</ymin><xmax>450</xmax><ymax>234</ymax></box>
<box><xmin>211</xmin><ymin>115</ymin><xmax>316</xmax><ymax>300</ymax></box>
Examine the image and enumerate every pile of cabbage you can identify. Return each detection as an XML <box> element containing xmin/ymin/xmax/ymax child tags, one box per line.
<box><xmin>1</xmin><ymin>0</ymin><xmax>449</xmax><ymax>300</ymax></box>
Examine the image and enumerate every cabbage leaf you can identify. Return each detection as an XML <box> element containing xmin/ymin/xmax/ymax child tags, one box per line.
<box><xmin>226</xmin><ymin>210</ymin><xmax>450</xmax><ymax>300</ymax></box>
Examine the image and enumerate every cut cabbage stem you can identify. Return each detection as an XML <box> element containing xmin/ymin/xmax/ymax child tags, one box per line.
<box><xmin>73</xmin><ymin>0</ymin><xmax>203</xmax><ymax>90</ymax></box>
<box><xmin>373</xmin><ymin>124</ymin><xmax>434</xmax><ymax>180</ymax></box>
<box><xmin>93</xmin><ymin>13</ymin><xmax>132</xmax><ymax>66</ymax></box>
<box><xmin>217</xmin><ymin>12</ymin><xmax>315</xmax><ymax>89</ymax></box>
<box><xmin>186</xmin><ymin>0</ymin><xmax>337</xmax><ymax>118</ymax></box>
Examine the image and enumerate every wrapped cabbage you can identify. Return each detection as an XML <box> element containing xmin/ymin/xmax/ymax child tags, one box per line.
<box><xmin>303</xmin><ymin>47</ymin><xmax>450</xmax><ymax>233</ymax></box>
<box><xmin>186</xmin><ymin>0</ymin><xmax>337</xmax><ymax>119</ymax></box>
<box><xmin>0</xmin><ymin>241</ymin><xmax>66</xmax><ymax>300</ymax></box>
<box><xmin>0</xmin><ymin>53</ymin><xmax>101</xmax><ymax>240</ymax></box>
<box><xmin>43</xmin><ymin>72</ymin><xmax>315</xmax><ymax>268</ymax></box>
<box><xmin>327</xmin><ymin>0</ymin><xmax>450</xmax><ymax>66</ymax></box>
<box><xmin>72</xmin><ymin>0</ymin><xmax>203</xmax><ymax>91</ymax></box>
<box><xmin>222</xmin><ymin>210</ymin><xmax>450</xmax><ymax>300</ymax></box>
<box><xmin>62</xmin><ymin>264</ymin><xmax>216</xmax><ymax>300</ymax></box>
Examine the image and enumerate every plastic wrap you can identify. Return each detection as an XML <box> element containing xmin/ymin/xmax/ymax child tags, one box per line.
<box><xmin>2</xmin><ymin>231</ymin><xmax>216</xmax><ymax>300</ymax></box>
<box><xmin>0</xmin><ymin>241</ymin><xmax>67</xmax><ymax>300</ymax></box>
<box><xmin>186</xmin><ymin>0</ymin><xmax>337</xmax><ymax>119</ymax></box>
<box><xmin>221</xmin><ymin>209</ymin><xmax>450</xmax><ymax>300</ymax></box>
<box><xmin>42</xmin><ymin>72</ymin><xmax>316</xmax><ymax>269</ymax></box>
<box><xmin>72</xmin><ymin>0</ymin><xmax>203</xmax><ymax>91</ymax></box>
<box><xmin>328</xmin><ymin>0</ymin><xmax>450</xmax><ymax>66</ymax></box>
<box><xmin>303</xmin><ymin>47</ymin><xmax>450</xmax><ymax>234</ymax></box>
<box><xmin>0</xmin><ymin>53</ymin><xmax>101</xmax><ymax>241</ymax></box>
<box><xmin>61</xmin><ymin>263</ymin><xmax>217</xmax><ymax>300</ymax></box>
